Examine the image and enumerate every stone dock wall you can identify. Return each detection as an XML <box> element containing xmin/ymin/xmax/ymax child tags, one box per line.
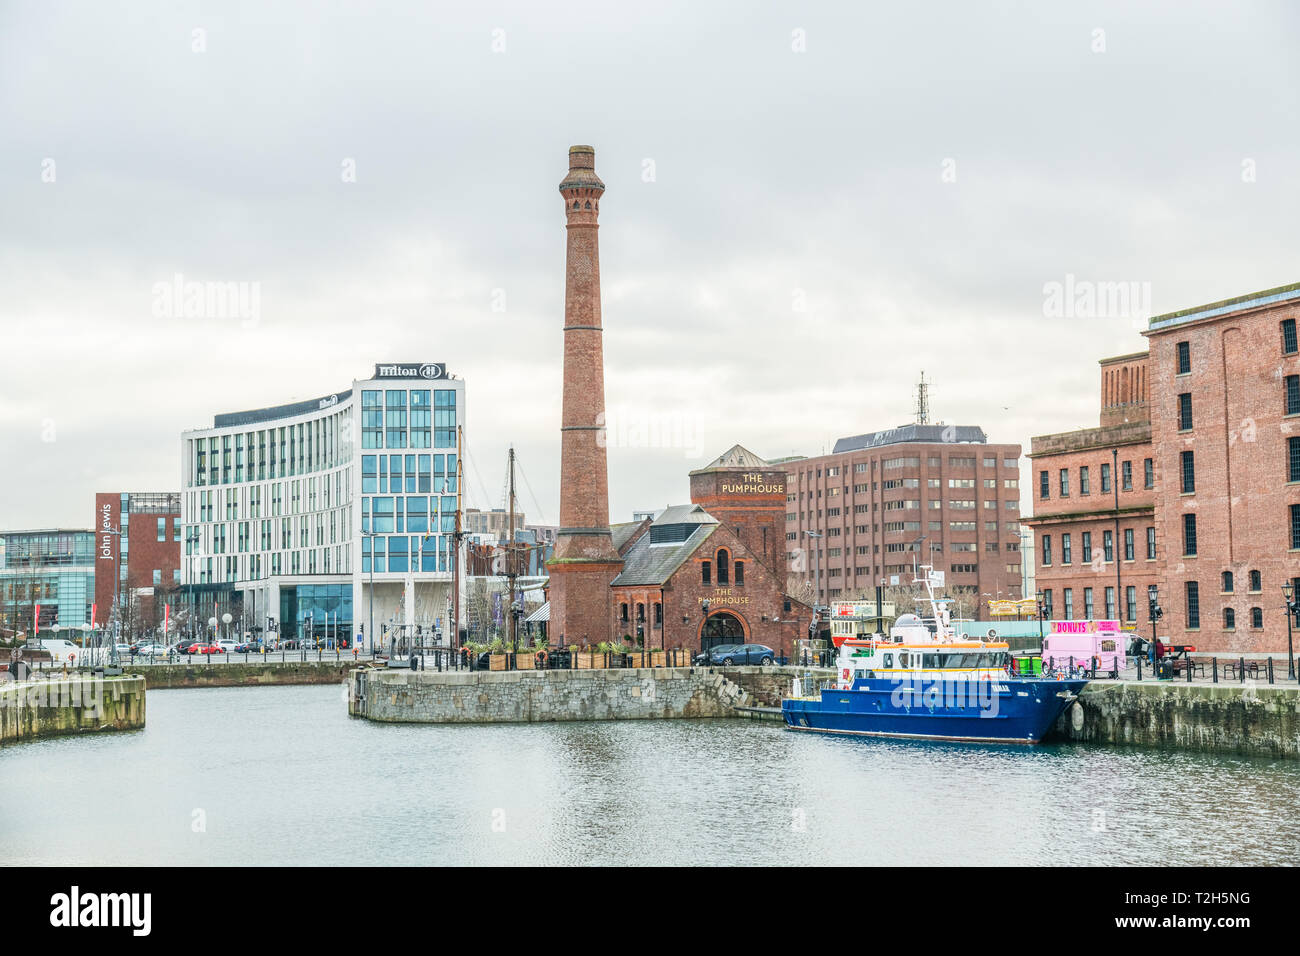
<box><xmin>139</xmin><ymin>661</ymin><xmax>363</xmax><ymax>690</ymax></box>
<box><xmin>0</xmin><ymin>676</ymin><xmax>146</xmax><ymax>746</ymax></box>
<box><xmin>349</xmin><ymin>666</ymin><xmax>757</xmax><ymax>723</ymax></box>
<box><xmin>1054</xmin><ymin>680</ymin><xmax>1300</xmax><ymax>759</ymax></box>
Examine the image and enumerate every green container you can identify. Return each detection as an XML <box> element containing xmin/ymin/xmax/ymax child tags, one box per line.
<box><xmin>1014</xmin><ymin>655</ymin><xmax>1042</xmax><ymax>676</ymax></box>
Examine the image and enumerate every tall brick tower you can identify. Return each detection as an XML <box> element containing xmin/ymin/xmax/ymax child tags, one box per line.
<box><xmin>547</xmin><ymin>145</ymin><xmax>621</xmax><ymax>646</ymax></box>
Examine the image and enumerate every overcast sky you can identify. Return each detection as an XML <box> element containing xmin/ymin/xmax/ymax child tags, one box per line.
<box><xmin>2</xmin><ymin>0</ymin><xmax>1298</xmax><ymax>530</ymax></box>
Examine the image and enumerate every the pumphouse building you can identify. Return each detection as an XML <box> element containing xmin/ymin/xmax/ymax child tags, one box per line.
<box><xmin>602</xmin><ymin>445</ymin><xmax>812</xmax><ymax>658</ymax></box>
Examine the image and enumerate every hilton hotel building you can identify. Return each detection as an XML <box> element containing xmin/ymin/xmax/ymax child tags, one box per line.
<box><xmin>180</xmin><ymin>363</ymin><xmax>464</xmax><ymax>648</ymax></box>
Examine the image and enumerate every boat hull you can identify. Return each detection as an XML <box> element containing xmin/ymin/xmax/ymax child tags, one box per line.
<box><xmin>781</xmin><ymin>677</ymin><xmax>1089</xmax><ymax>745</ymax></box>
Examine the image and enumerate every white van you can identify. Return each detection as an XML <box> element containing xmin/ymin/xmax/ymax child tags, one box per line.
<box><xmin>30</xmin><ymin>639</ymin><xmax>81</xmax><ymax>663</ymax></box>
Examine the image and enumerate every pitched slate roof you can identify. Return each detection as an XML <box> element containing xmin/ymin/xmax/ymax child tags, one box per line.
<box><xmin>610</xmin><ymin>505</ymin><xmax>718</xmax><ymax>587</ymax></box>
<box><xmin>688</xmin><ymin>444</ymin><xmax>769</xmax><ymax>475</ymax></box>
<box><xmin>610</xmin><ymin>520</ymin><xmax>647</xmax><ymax>554</ymax></box>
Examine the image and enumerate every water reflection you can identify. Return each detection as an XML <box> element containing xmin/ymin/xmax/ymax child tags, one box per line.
<box><xmin>1</xmin><ymin>684</ymin><xmax>1296</xmax><ymax>866</ymax></box>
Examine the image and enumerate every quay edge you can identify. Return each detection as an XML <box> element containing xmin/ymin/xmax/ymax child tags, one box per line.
<box><xmin>0</xmin><ymin>675</ymin><xmax>145</xmax><ymax>746</ymax></box>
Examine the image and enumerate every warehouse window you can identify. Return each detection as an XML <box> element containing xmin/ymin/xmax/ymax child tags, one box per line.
<box><xmin>1186</xmin><ymin>581</ymin><xmax>1200</xmax><ymax>629</ymax></box>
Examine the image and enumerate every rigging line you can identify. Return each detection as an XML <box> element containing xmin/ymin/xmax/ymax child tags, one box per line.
<box><xmin>513</xmin><ymin>453</ymin><xmax>550</xmax><ymax>526</ymax></box>
<box><xmin>461</xmin><ymin>439</ymin><xmax>493</xmax><ymax>512</ymax></box>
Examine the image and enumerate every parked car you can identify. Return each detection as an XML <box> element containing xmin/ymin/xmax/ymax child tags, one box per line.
<box><xmin>175</xmin><ymin>638</ymin><xmax>204</xmax><ymax>655</ymax></box>
<box><xmin>192</xmin><ymin>643</ymin><xmax>223</xmax><ymax>654</ymax></box>
<box><xmin>694</xmin><ymin>643</ymin><xmax>741</xmax><ymax>666</ymax></box>
<box><xmin>714</xmin><ymin>643</ymin><xmax>776</xmax><ymax>666</ymax></box>
<box><xmin>234</xmin><ymin>640</ymin><xmax>264</xmax><ymax>654</ymax></box>
<box><xmin>216</xmin><ymin>639</ymin><xmax>239</xmax><ymax>653</ymax></box>
<box><xmin>134</xmin><ymin>642</ymin><xmax>173</xmax><ymax>658</ymax></box>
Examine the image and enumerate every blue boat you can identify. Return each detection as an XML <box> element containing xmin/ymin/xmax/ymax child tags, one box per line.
<box><xmin>782</xmin><ymin>567</ymin><xmax>1087</xmax><ymax>744</ymax></box>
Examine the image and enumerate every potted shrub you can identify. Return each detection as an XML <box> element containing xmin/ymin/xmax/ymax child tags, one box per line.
<box><xmin>650</xmin><ymin>646</ymin><xmax>667</xmax><ymax>668</ymax></box>
<box><xmin>576</xmin><ymin>643</ymin><xmax>602</xmax><ymax>669</ymax></box>
<box><xmin>515</xmin><ymin>642</ymin><xmax>536</xmax><ymax>669</ymax></box>
<box><xmin>488</xmin><ymin>637</ymin><xmax>508</xmax><ymax>671</ymax></box>
<box><xmin>609</xmin><ymin>639</ymin><xmax>632</xmax><ymax>668</ymax></box>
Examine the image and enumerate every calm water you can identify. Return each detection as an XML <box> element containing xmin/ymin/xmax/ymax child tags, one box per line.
<box><xmin>2</xmin><ymin>683</ymin><xmax>1297</xmax><ymax>866</ymax></box>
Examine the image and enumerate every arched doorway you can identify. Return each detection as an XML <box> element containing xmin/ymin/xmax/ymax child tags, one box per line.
<box><xmin>700</xmin><ymin>611</ymin><xmax>746</xmax><ymax>654</ymax></box>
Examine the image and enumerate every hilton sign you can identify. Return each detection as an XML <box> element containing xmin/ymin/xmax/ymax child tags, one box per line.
<box><xmin>372</xmin><ymin>363</ymin><xmax>448</xmax><ymax>381</ymax></box>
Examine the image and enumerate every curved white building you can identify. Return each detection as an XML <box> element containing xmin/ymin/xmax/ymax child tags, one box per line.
<box><xmin>180</xmin><ymin>363</ymin><xmax>464</xmax><ymax>649</ymax></box>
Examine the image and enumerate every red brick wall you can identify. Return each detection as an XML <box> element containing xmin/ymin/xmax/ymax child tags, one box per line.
<box><xmin>1100</xmin><ymin>352</ymin><xmax>1150</xmax><ymax>428</ymax></box>
<box><xmin>1147</xmin><ymin>296</ymin><xmax>1300</xmax><ymax>652</ymax></box>
<box><xmin>1027</xmin><ymin>433</ymin><xmax>1158</xmax><ymax>625</ymax></box>
<box><xmin>611</xmin><ymin>523</ymin><xmax>811</xmax><ymax>659</ymax></box>
<box><xmin>786</xmin><ymin>442</ymin><xmax>1025</xmax><ymax>603</ymax></box>
<box><xmin>688</xmin><ymin>468</ymin><xmax>786</xmax><ymax>576</ymax></box>
<box><xmin>93</xmin><ymin>493</ymin><xmax>181</xmax><ymax>631</ymax></box>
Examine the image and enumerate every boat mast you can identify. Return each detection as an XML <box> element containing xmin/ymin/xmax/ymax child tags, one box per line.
<box><xmin>507</xmin><ymin>445</ymin><xmax>517</xmax><ymax>651</ymax></box>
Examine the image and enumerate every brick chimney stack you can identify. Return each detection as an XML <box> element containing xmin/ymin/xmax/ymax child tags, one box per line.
<box><xmin>547</xmin><ymin>145</ymin><xmax>621</xmax><ymax>647</ymax></box>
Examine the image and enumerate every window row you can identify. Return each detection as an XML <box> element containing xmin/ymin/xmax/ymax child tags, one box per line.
<box><xmin>1040</xmin><ymin>527</ymin><xmax>1155</xmax><ymax>566</ymax></box>
<box><xmin>1041</xmin><ymin>459</ymin><xmax>1152</xmax><ymax>499</ymax></box>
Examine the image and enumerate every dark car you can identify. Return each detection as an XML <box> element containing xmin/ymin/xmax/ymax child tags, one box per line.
<box><xmin>175</xmin><ymin>638</ymin><xmax>204</xmax><ymax>655</ymax></box>
<box><xmin>694</xmin><ymin>643</ymin><xmax>741</xmax><ymax>666</ymax></box>
<box><xmin>234</xmin><ymin>640</ymin><xmax>264</xmax><ymax>654</ymax></box>
<box><xmin>713</xmin><ymin>643</ymin><xmax>776</xmax><ymax>666</ymax></box>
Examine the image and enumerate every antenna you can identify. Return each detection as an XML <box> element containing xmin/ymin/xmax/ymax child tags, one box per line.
<box><xmin>915</xmin><ymin>371</ymin><xmax>930</xmax><ymax>425</ymax></box>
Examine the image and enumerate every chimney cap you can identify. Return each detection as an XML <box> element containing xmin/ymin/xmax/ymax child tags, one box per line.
<box><xmin>560</xmin><ymin>144</ymin><xmax>604</xmax><ymax>192</ymax></box>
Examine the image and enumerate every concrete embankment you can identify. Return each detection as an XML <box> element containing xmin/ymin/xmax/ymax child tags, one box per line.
<box><xmin>1053</xmin><ymin>680</ymin><xmax>1300</xmax><ymax>759</ymax></box>
<box><xmin>729</xmin><ymin>666</ymin><xmax>832</xmax><ymax>706</ymax></box>
<box><xmin>139</xmin><ymin>660</ymin><xmax>364</xmax><ymax>689</ymax></box>
<box><xmin>0</xmin><ymin>676</ymin><xmax>146</xmax><ymax>745</ymax></box>
<box><xmin>349</xmin><ymin>665</ymin><xmax>761</xmax><ymax>723</ymax></box>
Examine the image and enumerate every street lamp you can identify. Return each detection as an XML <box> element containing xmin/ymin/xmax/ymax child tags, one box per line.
<box><xmin>221</xmin><ymin>612</ymin><xmax>232</xmax><ymax>642</ymax></box>
<box><xmin>1147</xmin><ymin>584</ymin><xmax>1163</xmax><ymax>668</ymax></box>
<box><xmin>1283</xmin><ymin>582</ymin><xmax>1296</xmax><ymax>680</ymax></box>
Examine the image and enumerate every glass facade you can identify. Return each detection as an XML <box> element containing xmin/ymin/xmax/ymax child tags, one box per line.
<box><xmin>182</xmin><ymin>374</ymin><xmax>462</xmax><ymax>643</ymax></box>
<box><xmin>0</xmin><ymin>531</ymin><xmax>96</xmax><ymax>634</ymax></box>
<box><xmin>358</xmin><ymin>389</ymin><xmax>458</xmax><ymax>576</ymax></box>
<box><xmin>280</xmin><ymin>584</ymin><xmax>353</xmax><ymax>641</ymax></box>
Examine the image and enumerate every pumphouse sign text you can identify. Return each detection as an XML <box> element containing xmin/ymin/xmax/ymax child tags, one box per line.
<box><xmin>719</xmin><ymin>472</ymin><xmax>784</xmax><ymax>494</ymax></box>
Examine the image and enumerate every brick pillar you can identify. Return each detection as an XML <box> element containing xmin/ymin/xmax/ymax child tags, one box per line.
<box><xmin>547</xmin><ymin>145</ymin><xmax>622</xmax><ymax>648</ymax></box>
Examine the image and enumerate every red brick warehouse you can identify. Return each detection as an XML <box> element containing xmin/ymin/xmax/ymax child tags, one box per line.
<box><xmin>1144</xmin><ymin>282</ymin><xmax>1300</xmax><ymax>653</ymax></box>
